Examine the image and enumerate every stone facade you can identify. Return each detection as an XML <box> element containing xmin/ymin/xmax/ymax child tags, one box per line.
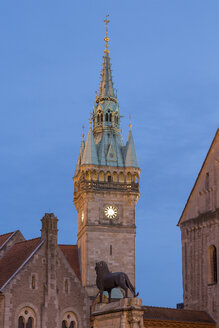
<box><xmin>0</xmin><ymin>214</ymin><xmax>89</xmax><ymax>328</ymax></box>
<box><xmin>92</xmin><ymin>298</ymin><xmax>144</xmax><ymax>328</ymax></box>
<box><xmin>179</xmin><ymin>130</ymin><xmax>219</xmax><ymax>325</ymax></box>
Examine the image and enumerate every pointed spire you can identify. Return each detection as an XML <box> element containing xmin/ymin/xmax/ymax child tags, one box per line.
<box><xmin>125</xmin><ymin>125</ymin><xmax>139</xmax><ymax>168</ymax></box>
<box><xmin>74</xmin><ymin>126</ymin><xmax>86</xmax><ymax>175</ymax></box>
<box><xmin>96</xmin><ymin>15</ymin><xmax>117</xmax><ymax>103</ymax></box>
<box><xmin>81</xmin><ymin>121</ymin><xmax>99</xmax><ymax>165</ymax></box>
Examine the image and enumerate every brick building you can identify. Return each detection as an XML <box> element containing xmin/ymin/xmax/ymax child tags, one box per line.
<box><xmin>0</xmin><ymin>20</ymin><xmax>218</xmax><ymax>328</ymax></box>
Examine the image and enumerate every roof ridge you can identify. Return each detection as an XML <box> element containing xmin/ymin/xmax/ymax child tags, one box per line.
<box><xmin>15</xmin><ymin>236</ymin><xmax>41</xmax><ymax>245</ymax></box>
<box><xmin>58</xmin><ymin>244</ymin><xmax>77</xmax><ymax>247</ymax></box>
<box><xmin>143</xmin><ymin>305</ymin><xmax>208</xmax><ymax>313</ymax></box>
<box><xmin>0</xmin><ymin>230</ymin><xmax>17</xmax><ymax>237</ymax></box>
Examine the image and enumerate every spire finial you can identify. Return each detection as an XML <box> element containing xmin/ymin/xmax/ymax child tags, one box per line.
<box><xmin>104</xmin><ymin>14</ymin><xmax>110</xmax><ymax>53</ymax></box>
<box><xmin>129</xmin><ymin>114</ymin><xmax>132</xmax><ymax>130</ymax></box>
<box><xmin>82</xmin><ymin>125</ymin><xmax>85</xmax><ymax>140</ymax></box>
<box><xmin>89</xmin><ymin>113</ymin><xmax>92</xmax><ymax>126</ymax></box>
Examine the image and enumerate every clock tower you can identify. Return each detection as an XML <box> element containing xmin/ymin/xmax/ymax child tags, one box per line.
<box><xmin>73</xmin><ymin>18</ymin><xmax>140</xmax><ymax>297</ymax></box>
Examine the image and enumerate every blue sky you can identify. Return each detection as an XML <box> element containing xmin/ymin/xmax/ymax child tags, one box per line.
<box><xmin>0</xmin><ymin>0</ymin><xmax>219</xmax><ymax>307</ymax></box>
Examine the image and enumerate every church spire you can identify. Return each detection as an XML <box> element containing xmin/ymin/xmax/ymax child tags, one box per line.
<box><xmin>96</xmin><ymin>15</ymin><xmax>117</xmax><ymax>103</ymax></box>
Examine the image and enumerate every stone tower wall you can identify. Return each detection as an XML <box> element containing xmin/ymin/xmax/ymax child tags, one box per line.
<box><xmin>74</xmin><ymin>165</ymin><xmax>140</xmax><ymax>297</ymax></box>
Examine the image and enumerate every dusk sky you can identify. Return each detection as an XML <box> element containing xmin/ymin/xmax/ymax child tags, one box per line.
<box><xmin>1</xmin><ymin>0</ymin><xmax>219</xmax><ymax>308</ymax></box>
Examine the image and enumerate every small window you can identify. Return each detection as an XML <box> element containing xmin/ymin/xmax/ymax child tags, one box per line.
<box><xmin>205</xmin><ymin>172</ymin><xmax>209</xmax><ymax>189</ymax></box>
<box><xmin>110</xmin><ymin>245</ymin><xmax>112</xmax><ymax>256</ymax></box>
<box><xmin>65</xmin><ymin>279</ymin><xmax>69</xmax><ymax>293</ymax></box>
<box><xmin>109</xmin><ymin>113</ymin><xmax>112</xmax><ymax>122</ymax></box>
<box><xmin>208</xmin><ymin>245</ymin><xmax>217</xmax><ymax>285</ymax></box>
<box><xmin>108</xmin><ymin>175</ymin><xmax>112</xmax><ymax>182</ymax></box>
<box><xmin>105</xmin><ymin>113</ymin><xmax>108</xmax><ymax>122</ymax></box>
<box><xmin>31</xmin><ymin>275</ymin><xmax>36</xmax><ymax>290</ymax></box>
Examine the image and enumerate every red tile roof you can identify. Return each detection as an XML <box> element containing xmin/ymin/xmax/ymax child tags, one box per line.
<box><xmin>143</xmin><ymin>306</ymin><xmax>215</xmax><ymax>323</ymax></box>
<box><xmin>0</xmin><ymin>237</ymin><xmax>43</xmax><ymax>289</ymax></box>
<box><xmin>59</xmin><ymin>244</ymin><xmax>81</xmax><ymax>281</ymax></box>
<box><xmin>0</xmin><ymin>231</ymin><xmax>15</xmax><ymax>249</ymax></box>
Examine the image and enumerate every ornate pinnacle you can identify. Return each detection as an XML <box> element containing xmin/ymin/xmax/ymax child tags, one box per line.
<box><xmin>104</xmin><ymin>14</ymin><xmax>110</xmax><ymax>53</ymax></box>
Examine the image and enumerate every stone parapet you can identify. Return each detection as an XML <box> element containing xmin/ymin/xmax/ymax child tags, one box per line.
<box><xmin>92</xmin><ymin>298</ymin><xmax>144</xmax><ymax>328</ymax></box>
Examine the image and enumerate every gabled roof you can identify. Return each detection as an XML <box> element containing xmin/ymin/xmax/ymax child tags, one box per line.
<box><xmin>0</xmin><ymin>237</ymin><xmax>44</xmax><ymax>290</ymax></box>
<box><xmin>0</xmin><ymin>231</ymin><xmax>16</xmax><ymax>249</ymax></box>
<box><xmin>178</xmin><ymin>129</ymin><xmax>219</xmax><ymax>226</ymax></box>
<box><xmin>59</xmin><ymin>244</ymin><xmax>81</xmax><ymax>281</ymax></box>
<box><xmin>143</xmin><ymin>306</ymin><xmax>215</xmax><ymax>324</ymax></box>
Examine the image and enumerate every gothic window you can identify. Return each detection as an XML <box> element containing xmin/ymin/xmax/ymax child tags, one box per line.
<box><xmin>62</xmin><ymin>320</ymin><xmax>68</xmax><ymax>328</ymax></box>
<box><xmin>97</xmin><ymin>115</ymin><xmax>99</xmax><ymax>123</ymax></box>
<box><xmin>101</xmin><ymin>113</ymin><xmax>103</xmax><ymax>122</ymax></box>
<box><xmin>62</xmin><ymin>312</ymin><xmax>77</xmax><ymax>328</ymax></box>
<box><xmin>208</xmin><ymin>245</ymin><xmax>217</xmax><ymax>285</ymax></box>
<box><xmin>105</xmin><ymin>113</ymin><xmax>108</xmax><ymax>121</ymax></box>
<box><xmin>26</xmin><ymin>317</ymin><xmax>33</xmax><ymax>328</ymax></box>
<box><xmin>18</xmin><ymin>308</ymin><xmax>35</xmax><ymax>328</ymax></box>
<box><xmin>109</xmin><ymin>113</ymin><xmax>112</xmax><ymax>122</ymax></box>
<box><xmin>18</xmin><ymin>316</ymin><xmax>25</xmax><ymax>328</ymax></box>
<box><xmin>108</xmin><ymin>175</ymin><xmax>112</xmax><ymax>182</ymax></box>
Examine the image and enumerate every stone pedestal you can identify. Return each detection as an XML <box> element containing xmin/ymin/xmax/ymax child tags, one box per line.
<box><xmin>92</xmin><ymin>298</ymin><xmax>144</xmax><ymax>328</ymax></box>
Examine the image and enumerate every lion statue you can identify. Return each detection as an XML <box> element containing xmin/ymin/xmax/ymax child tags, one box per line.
<box><xmin>95</xmin><ymin>261</ymin><xmax>139</xmax><ymax>303</ymax></box>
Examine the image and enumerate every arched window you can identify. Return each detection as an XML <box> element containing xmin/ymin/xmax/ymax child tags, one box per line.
<box><xmin>18</xmin><ymin>316</ymin><xmax>25</xmax><ymax>328</ymax></box>
<box><xmin>92</xmin><ymin>170</ymin><xmax>97</xmax><ymax>181</ymax></box>
<box><xmin>97</xmin><ymin>115</ymin><xmax>99</xmax><ymax>123</ymax></box>
<box><xmin>109</xmin><ymin>113</ymin><xmax>112</xmax><ymax>122</ymax></box>
<box><xmin>119</xmin><ymin>172</ymin><xmax>124</xmax><ymax>183</ymax></box>
<box><xmin>101</xmin><ymin>113</ymin><xmax>103</xmax><ymax>122</ymax></box>
<box><xmin>105</xmin><ymin>113</ymin><xmax>108</xmax><ymax>122</ymax></box>
<box><xmin>127</xmin><ymin>172</ymin><xmax>132</xmax><ymax>184</ymax></box>
<box><xmin>208</xmin><ymin>245</ymin><xmax>217</xmax><ymax>285</ymax></box>
<box><xmin>113</xmin><ymin>172</ymin><xmax>118</xmax><ymax>182</ymax></box>
<box><xmin>85</xmin><ymin>170</ymin><xmax>91</xmax><ymax>181</ymax></box>
<box><xmin>26</xmin><ymin>317</ymin><xmax>33</xmax><ymax>328</ymax></box>
<box><xmin>99</xmin><ymin>171</ymin><xmax>104</xmax><ymax>182</ymax></box>
<box><xmin>18</xmin><ymin>308</ymin><xmax>35</xmax><ymax>328</ymax></box>
<box><xmin>106</xmin><ymin>171</ymin><xmax>111</xmax><ymax>183</ymax></box>
<box><xmin>62</xmin><ymin>321</ymin><xmax>67</xmax><ymax>328</ymax></box>
<box><xmin>62</xmin><ymin>312</ymin><xmax>77</xmax><ymax>328</ymax></box>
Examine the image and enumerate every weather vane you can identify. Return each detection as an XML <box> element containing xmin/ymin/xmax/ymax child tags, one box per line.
<box><xmin>104</xmin><ymin>14</ymin><xmax>110</xmax><ymax>53</ymax></box>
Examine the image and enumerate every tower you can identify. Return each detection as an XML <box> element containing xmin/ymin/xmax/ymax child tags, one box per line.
<box><xmin>73</xmin><ymin>17</ymin><xmax>140</xmax><ymax>297</ymax></box>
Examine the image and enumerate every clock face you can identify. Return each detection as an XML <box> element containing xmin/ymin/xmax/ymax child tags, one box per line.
<box><xmin>81</xmin><ymin>211</ymin><xmax>84</xmax><ymax>222</ymax></box>
<box><xmin>104</xmin><ymin>205</ymin><xmax>118</xmax><ymax>219</ymax></box>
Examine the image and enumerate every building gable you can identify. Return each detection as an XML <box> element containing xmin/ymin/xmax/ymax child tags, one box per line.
<box><xmin>0</xmin><ymin>237</ymin><xmax>44</xmax><ymax>291</ymax></box>
<box><xmin>178</xmin><ymin>129</ymin><xmax>219</xmax><ymax>225</ymax></box>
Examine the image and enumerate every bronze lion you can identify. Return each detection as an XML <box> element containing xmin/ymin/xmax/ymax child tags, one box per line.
<box><xmin>95</xmin><ymin>261</ymin><xmax>139</xmax><ymax>303</ymax></box>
